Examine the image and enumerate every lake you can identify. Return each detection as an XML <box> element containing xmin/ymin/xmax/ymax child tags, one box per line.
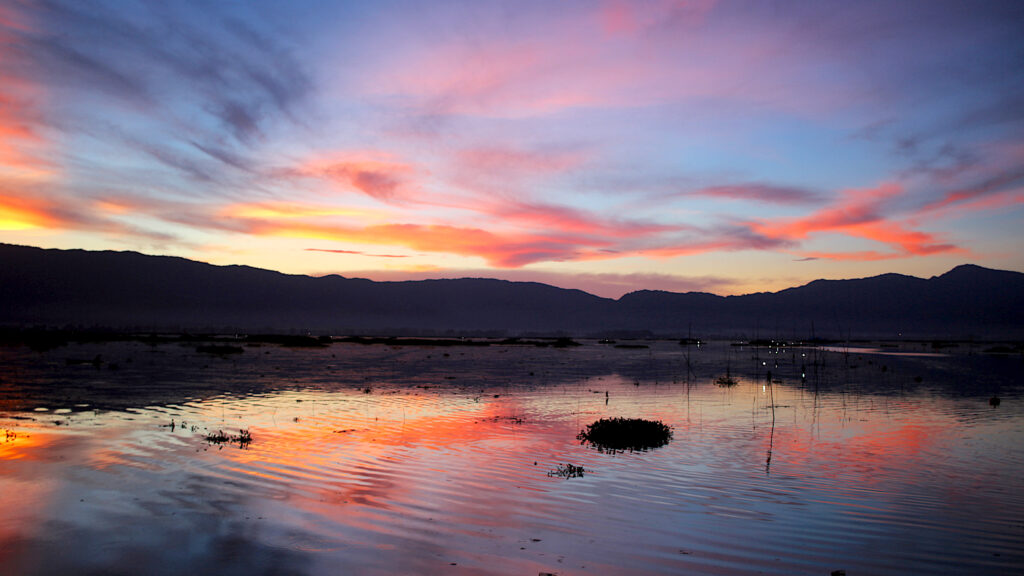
<box><xmin>1</xmin><ymin>338</ymin><xmax>1022</xmax><ymax>575</ymax></box>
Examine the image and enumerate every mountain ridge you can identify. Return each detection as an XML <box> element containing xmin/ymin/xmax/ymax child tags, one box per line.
<box><xmin>2</xmin><ymin>243</ymin><xmax>1022</xmax><ymax>338</ymax></box>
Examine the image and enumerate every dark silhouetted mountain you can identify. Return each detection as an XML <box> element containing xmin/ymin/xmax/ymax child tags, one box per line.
<box><xmin>2</xmin><ymin>244</ymin><xmax>1022</xmax><ymax>338</ymax></box>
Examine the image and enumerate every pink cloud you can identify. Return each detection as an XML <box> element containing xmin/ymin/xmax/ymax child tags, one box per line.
<box><xmin>455</xmin><ymin>146</ymin><xmax>584</xmax><ymax>178</ymax></box>
<box><xmin>748</xmin><ymin>182</ymin><xmax>964</xmax><ymax>260</ymax></box>
<box><xmin>598</xmin><ymin>0</ymin><xmax>717</xmax><ymax>37</ymax></box>
<box><xmin>359</xmin><ymin>0</ymin><xmax>859</xmax><ymax>120</ymax></box>
<box><xmin>916</xmin><ymin>169</ymin><xmax>1024</xmax><ymax>217</ymax></box>
<box><xmin>288</xmin><ymin>151</ymin><xmax>421</xmax><ymax>203</ymax></box>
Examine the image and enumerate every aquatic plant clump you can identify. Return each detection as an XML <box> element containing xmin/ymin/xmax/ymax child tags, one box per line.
<box><xmin>715</xmin><ymin>375</ymin><xmax>738</xmax><ymax>387</ymax></box>
<box><xmin>205</xmin><ymin>429</ymin><xmax>253</xmax><ymax>448</ymax></box>
<box><xmin>577</xmin><ymin>417</ymin><xmax>673</xmax><ymax>453</ymax></box>
<box><xmin>547</xmin><ymin>463</ymin><xmax>585</xmax><ymax>479</ymax></box>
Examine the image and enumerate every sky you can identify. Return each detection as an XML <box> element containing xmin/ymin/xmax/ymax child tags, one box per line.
<box><xmin>1</xmin><ymin>0</ymin><xmax>1023</xmax><ymax>298</ymax></box>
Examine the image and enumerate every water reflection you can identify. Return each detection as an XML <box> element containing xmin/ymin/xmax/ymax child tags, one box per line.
<box><xmin>1</xmin><ymin>340</ymin><xmax>1022</xmax><ymax>575</ymax></box>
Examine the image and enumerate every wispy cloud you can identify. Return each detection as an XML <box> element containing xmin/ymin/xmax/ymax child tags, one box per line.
<box><xmin>687</xmin><ymin>183</ymin><xmax>823</xmax><ymax>205</ymax></box>
<box><xmin>5</xmin><ymin>0</ymin><xmax>314</xmax><ymax>189</ymax></box>
<box><xmin>287</xmin><ymin>152</ymin><xmax>421</xmax><ymax>203</ymax></box>
<box><xmin>748</xmin><ymin>182</ymin><xmax>964</xmax><ymax>260</ymax></box>
<box><xmin>305</xmin><ymin>248</ymin><xmax>409</xmax><ymax>259</ymax></box>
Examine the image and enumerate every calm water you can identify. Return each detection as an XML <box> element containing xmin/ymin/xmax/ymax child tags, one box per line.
<box><xmin>1</xmin><ymin>339</ymin><xmax>1022</xmax><ymax>575</ymax></box>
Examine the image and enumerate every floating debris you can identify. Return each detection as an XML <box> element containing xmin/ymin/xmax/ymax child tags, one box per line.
<box><xmin>547</xmin><ymin>463</ymin><xmax>585</xmax><ymax>479</ymax></box>
<box><xmin>577</xmin><ymin>417</ymin><xmax>672</xmax><ymax>453</ymax></box>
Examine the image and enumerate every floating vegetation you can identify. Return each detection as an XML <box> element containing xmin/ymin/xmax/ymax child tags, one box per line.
<box><xmin>547</xmin><ymin>463</ymin><xmax>585</xmax><ymax>479</ymax></box>
<box><xmin>715</xmin><ymin>375</ymin><xmax>738</xmax><ymax>387</ymax></box>
<box><xmin>480</xmin><ymin>415</ymin><xmax>525</xmax><ymax>424</ymax></box>
<box><xmin>577</xmin><ymin>417</ymin><xmax>673</xmax><ymax>453</ymax></box>
<box><xmin>205</xmin><ymin>428</ymin><xmax>252</xmax><ymax>448</ymax></box>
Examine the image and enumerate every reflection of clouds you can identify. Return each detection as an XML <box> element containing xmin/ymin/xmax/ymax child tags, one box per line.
<box><xmin>2</xmin><ymin>342</ymin><xmax>1023</xmax><ymax>574</ymax></box>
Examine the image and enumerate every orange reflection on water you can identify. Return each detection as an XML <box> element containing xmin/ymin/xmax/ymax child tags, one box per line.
<box><xmin>0</xmin><ymin>426</ymin><xmax>63</xmax><ymax>567</ymax></box>
<box><xmin>0</xmin><ymin>425</ymin><xmax>49</xmax><ymax>463</ymax></box>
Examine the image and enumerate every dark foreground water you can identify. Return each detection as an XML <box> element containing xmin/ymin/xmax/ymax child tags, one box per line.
<box><xmin>1</xmin><ymin>339</ymin><xmax>1022</xmax><ymax>575</ymax></box>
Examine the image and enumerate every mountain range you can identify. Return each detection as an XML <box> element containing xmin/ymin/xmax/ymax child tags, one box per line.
<box><xmin>2</xmin><ymin>243</ymin><xmax>1022</xmax><ymax>339</ymax></box>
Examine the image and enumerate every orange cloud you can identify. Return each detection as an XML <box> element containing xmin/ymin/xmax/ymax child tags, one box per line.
<box><xmin>223</xmin><ymin>201</ymin><xmax>387</xmax><ymax>222</ymax></box>
<box><xmin>262</xmin><ymin>221</ymin><xmax>613</xmax><ymax>268</ymax></box>
<box><xmin>305</xmin><ymin>248</ymin><xmax>409</xmax><ymax>259</ymax></box>
<box><xmin>0</xmin><ymin>193</ymin><xmax>62</xmax><ymax>231</ymax></box>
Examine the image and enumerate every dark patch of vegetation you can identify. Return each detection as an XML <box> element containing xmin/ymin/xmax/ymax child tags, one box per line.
<box><xmin>337</xmin><ymin>336</ymin><xmax>491</xmax><ymax>347</ymax></box>
<box><xmin>983</xmin><ymin>344</ymin><xmax>1022</xmax><ymax>354</ymax></box>
<box><xmin>715</xmin><ymin>375</ymin><xmax>738</xmax><ymax>387</ymax></box>
<box><xmin>334</xmin><ymin>335</ymin><xmax>582</xmax><ymax>348</ymax></box>
<box><xmin>65</xmin><ymin>354</ymin><xmax>104</xmax><ymax>367</ymax></box>
<box><xmin>205</xmin><ymin>428</ymin><xmax>252</xmax><ymax>448</ymax></box>
<box><xmin>577</xmin><ymin>417</ymin><xmax>672</xmax><ymax>453</ymax></box>
<box><xmin>247</xmin><ymin>334</ymin><xmax>327</xmax><ymax>347</ymax></box>
<box><xmin>547</xmin><ymin>463</ymin><xmax>585</xmax><ymax>479</ymax></box>
<box><xmin>495</xmin><ymin>337</ymin><xmax>580</xmax><ymax>347</ymax></box>
<box><xmin>196</xmin><ymin>344</ymin><xmax>244</xmax><ymax>355</ymax></box>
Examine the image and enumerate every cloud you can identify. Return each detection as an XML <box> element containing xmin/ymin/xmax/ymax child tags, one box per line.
<box><xmin>916</xmin><ymin>168</ymin><xmax>1024</xmax><ymax>217</ymax></box>
<box><xmin>4</xmin><ymin>0</ymin><xmax>314</xmax><ymax>189</ymax></box>
<box><xmin>0</xmin><ymin>190</ymin><xmax>183</xmax><ymax>245</ymax></box>
<box><xmin>305</xmin><ymin>248</ymin><xmax>409</xmax><ymax>258</ymax></box>
<box><xmin>0</xmin><ymin>192</ymin><xmax>63</xmax><ymax>230</ymax></box>
<box><xmin>687</xmin><ymin>183</ymin><xmax>822</xmax><ymax>205</ymax></box>
<box><xmin>747</xmin><ymin>182</ymin><xmax>964</xmax><ymax>260</ymax></box>
<box><xmin>289</xmin><ymin>152</ymin><xmax>421</xmax><ymax>203</ymax></box>
<box><xmin>454</xmin><ymin>146</ymin><xmax>585</xmax><ymax>180</ymax></box>
<box><xmin>259</xmin><ymin>221</ymin><xmax>616</xmax><ymax>268</ymax></box>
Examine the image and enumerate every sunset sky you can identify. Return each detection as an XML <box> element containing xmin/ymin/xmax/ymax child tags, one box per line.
<box><xmin>1</xmin><ymin>0</ymin><xmax>1022</xmax><ymax>297</ymax></box>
